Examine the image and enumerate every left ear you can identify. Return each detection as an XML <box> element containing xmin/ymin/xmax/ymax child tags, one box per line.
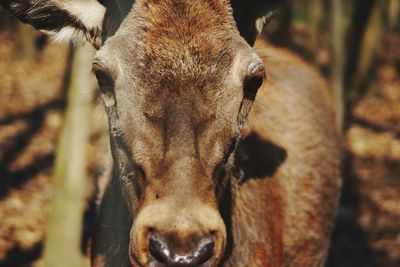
<box><xmin>231</xmin><ymin>0</ymin><xmax>283</xmax><ymax>45</ymax></box>
<box><xmin>1</xmin><ymin>0</ymin><xmax>107</xmax><ymax>48</ymax></box>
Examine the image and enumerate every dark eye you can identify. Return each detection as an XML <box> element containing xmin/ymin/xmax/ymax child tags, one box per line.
<box><xmin>93</xmin><ymin>66</ymin><xmax>114</xmax><ymax>92</ymax></box>
<box><xmin>243</xmin><ymin>60</ymin><xmax>265</xmax><ymax>99</ymax></box>
<box><xmin>214</xmin><ymin>165</ymin><xmax>227</xmax><ymax>182</ymax></box>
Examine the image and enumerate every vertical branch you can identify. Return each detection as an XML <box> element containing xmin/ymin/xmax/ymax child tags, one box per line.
<box><xmin>42</xmin><ymin>44</ymin><xmax>95</xmax><ymax>267</ymax></box>
<box><xmin>308</xmin><ymin>0</ymin><xmax>323</xmax><ymax>60</ymax></box>
<box><xmin>331</xmin><ymin>0</ymin><xmax>345</xmax><ymax>132</ymax></box>
<box><xmin>14</xmin><ymin>22</ymin><xmax>37</xmax><ymax>58</ymax></box>
<box><xmin>351</xmin><ymin>0</ymin><xmax>383</xmax><ymax>97</ymax></box>
<box><xmin>388</xmin><ymin>0</ymin><xmax>399</xmax><ymax>30</ymax></box>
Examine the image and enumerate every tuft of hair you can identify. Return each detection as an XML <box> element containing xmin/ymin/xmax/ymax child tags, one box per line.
<box><xmin>42</xmin><ymin>27</ymin><xmax>85</xmax><ymax>46</ymax></box>
<box><xmin>254</xmin><ymin>0</ymin><xmax>285</xmax><ymax>33</ymax></box>
<box><xmin>3</xmin><ymin>0</ymin><xmax>106</xmax><ymax>47</ymax></box>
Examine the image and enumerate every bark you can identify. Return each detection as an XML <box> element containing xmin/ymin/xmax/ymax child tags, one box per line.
<box><xmin>351</xmin><ymin>0</ymin><xmax>383</xmax><ymax>96</ymax></box>
<box><xmin>388</xmin><ymin>0</ymin><xmax>399</xmax><ymax>30</ymax></box>
<box><xmin>14</xmin><ymin>22</ymin><xmax>37</xmax><ymax>58</ymax></box>
<box><xmin>42</xmin><ymin>44</ymin><xmax>95</xmax><ymax>267</ymax></box>
<box><xmin>331</xmin><ymin>0</ymin><xmax>345</xmax><ymax>132</ymax></box>
<box><xmin>308</xmin><ymin>0</ymin><xmax>323</xmax><ymax>60</ymax></box>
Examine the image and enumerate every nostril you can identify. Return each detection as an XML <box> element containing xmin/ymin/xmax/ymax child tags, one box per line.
<box><xmin>148</xmin><ymin>234</ymin><xmax>215</xmax><ymax>266</ymax></box>
<box><xmin>149</xmin><ymin>236</ymin><xmax>170</xmax><ymax>264</ymax></box>
<box><xmin>193</xmin><ymin>240</ymin><xmax>215</xmax><ymax>264</ymax></box>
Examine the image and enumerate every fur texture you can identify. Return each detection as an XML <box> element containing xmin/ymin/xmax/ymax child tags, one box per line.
<box><xmin>1</xmin><ymin>0</ymin><xmax>340</xmax><ymax>266</ymax></box>
<box><xmin>2</xmin><ymin>0</ymin><xmax>106</xmax><ymax>47</ymax></box>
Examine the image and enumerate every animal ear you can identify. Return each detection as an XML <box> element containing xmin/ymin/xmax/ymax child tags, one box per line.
<box><xmin>1</xmin><ymin>0</ymin><xmax>107</xmax><ymax>48</ymax></box>
<box><xmin>231</xmin><ymin>0</ymin><xmax>283</xmax><ymax>44</ymax></box>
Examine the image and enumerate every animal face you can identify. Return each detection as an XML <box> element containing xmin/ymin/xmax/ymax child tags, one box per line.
<box><xmin>93</xmin><ymin>1</ymin><xmax>265</xmax><ymax>265</ymax></box>
<box><xmin>2</xmin><ymin>0</ymin><xmax>281</xmax><ymax>265</ymax></box>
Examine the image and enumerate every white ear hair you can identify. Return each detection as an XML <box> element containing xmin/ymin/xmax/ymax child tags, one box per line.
<box><xmin>50</xmin><ymin>0</ymin><xmax>106</xmax><ymax>47</ymax></box>
<box><xmin>255</xmin><ymin>11</ymin><xmax>276</xmax><ymax>34</ymax></box>
<box><xmin>43</xmin><ymin>26</ymin><xmax>84</xmax><ymax>44</ymax></box>
<box><xmin>3</xmin><ymin>0</ymin><xmax>106</xmax><ymax>48</ymax></box>
<box><xmin>58</xmin><ymin>0</ymin><xmax>106</xmax><ymax>33</ymax></box>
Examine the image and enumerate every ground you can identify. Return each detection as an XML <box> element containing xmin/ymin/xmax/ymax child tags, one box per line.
<box><xmin>0</xmin><ymin>27</ymin><xmax>110</xmax><ymax>267</ymax></box>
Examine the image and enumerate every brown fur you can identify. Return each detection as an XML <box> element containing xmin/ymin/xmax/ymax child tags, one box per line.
<box><xmin>223</xmin><ymin>41</ymin><xmax>342</xmax><ymax>267</ymax></box>
<box><xmin>2</xmin><ymin>0</ymin><xmax>341</xmax><ymax>266</ymax></box>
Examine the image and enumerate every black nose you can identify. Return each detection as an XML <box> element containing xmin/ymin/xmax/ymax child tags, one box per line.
<box><xmin>148</xmin><ymin>234</ymin><xmax>215</xmax><ymax>266</ymax></box>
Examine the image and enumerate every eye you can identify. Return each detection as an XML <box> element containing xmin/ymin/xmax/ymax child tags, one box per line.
<box><xmin>243</xmin><ymin>60</ymin><xmax>265</xmax><ymax>99</ymax></box>
<box><xmin>93</xmin><ymin>64</ymin><xmax>114</xmax><ymax>92</ymax></box>
<box><xmin>213</xmin><ymin>165</ymin><xmax>227</xmax><ymax>182</ymax></box>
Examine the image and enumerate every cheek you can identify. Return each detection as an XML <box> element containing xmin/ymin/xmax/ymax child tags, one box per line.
<box><xmin>120</xmin><ymin>119</ymin><xmax>166</xmax><ymax>172</ymax></box>
<box><xmin>197</xmin><ymin>129</ymin><xmax>222</xmax><ymax>169</ymax></box>
<box><xmin>198</xmin><ymin>129</ymin><xmax>237</xmax><ymax>177</ymax></box>
<box><xmin>206</xmin><ymin>141</ymin><xmax>225</xmax><ymax>166</ymax></box>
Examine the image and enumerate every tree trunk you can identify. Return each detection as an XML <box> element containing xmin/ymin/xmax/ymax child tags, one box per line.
<box><xmin>331</xmin><ymin>0</ymin><xmax>345</xmax><ymax>133</ymax></box>
<box><xmin>42</xmin><ymin>44</ymin><xmax>95</xmax><ymax>267</ymax></box>
<box><xmin>308</xmin><ymin>0</ymin><xmax>323</xmax><ymax>60</ymax></box>
<box><xmin>351</xmin><ymin>0</ymin><xmax>383</xmax><ymax>97</ymax></box>
<box><xmin>388</xmin><ymin>0</ymin><xmax>399</xmax><ymax>30</ymax></box>
<box><xmin>14</xmin><ymin>22</ymin><xmax>37</xmax><ymax>59</ymax></box>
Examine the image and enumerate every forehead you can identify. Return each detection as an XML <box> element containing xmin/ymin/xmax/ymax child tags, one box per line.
<box><xmin>95</xmin><ymin>0</ymin><xmax>253</xmax><ymax>118</ymax></box>
<box><xmin>97</xmin><ymin>0</ymin><xmax>247</xmax><ymax>81</ymax></box>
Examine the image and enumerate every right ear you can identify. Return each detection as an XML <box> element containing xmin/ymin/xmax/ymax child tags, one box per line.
<box><xmin>1</xmin><ymin>0</ymin><xmax>107</xmax><ymax>48</ymax></box>
<box><xmin>231</xmin><ymin>0</ymin><xmax>283</xmax><ymax>45</ymax></box>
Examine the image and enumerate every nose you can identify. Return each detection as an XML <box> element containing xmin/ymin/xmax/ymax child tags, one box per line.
<box><xmin>148</xmin><ymin>231</ymin><xmax>215</xmax><ymax>266</ymax></box>
<box><xmin>130</xmin><ymin>201</ymin><xmax>226</xmax><ymax>266</ymax></box>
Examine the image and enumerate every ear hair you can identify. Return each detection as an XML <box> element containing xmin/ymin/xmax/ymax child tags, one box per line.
<box><xmin>231</xmin><ymin>0</ymin><xmax>284</xmax><ymax>44</ymax></box>
<box><xmin>2</xmin><ymin>0</ymin><xmax>106</xmax><ymax>48</ymax></box>
<box><xmin>255</xmin><ymin>6</ymin><xmax>280</xmax><ymax>34</ymax></box>
<box><xmin>99</xmin><ymin>0</ymin><xmax>135</xmax><ymax>38</ymax></box>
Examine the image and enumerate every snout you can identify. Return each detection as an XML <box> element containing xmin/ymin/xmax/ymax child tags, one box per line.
<box><xmin>148</xmin><ymin>230</ymin><xmax>215</xmax><ymax>266</ymax></box>
<box><xmin>130</xmin><ymin>201</ymin><xmax>226</xmax><ymax>267</ymax></box>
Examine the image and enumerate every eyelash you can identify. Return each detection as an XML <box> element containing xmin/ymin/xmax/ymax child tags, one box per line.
<box><xmin>243</xmin><ymin>72</ymin><xmax>264</xmax><ymax>99</ymax></box>
<box><xmin>94</xmin><ymin>69</ymin><xmax>115</xmax><ymax>92</ymax></box>
<box><xmin>92</xmin><ymin>62</ymin><xmax>114</xmax><ymax>93</ymax></box>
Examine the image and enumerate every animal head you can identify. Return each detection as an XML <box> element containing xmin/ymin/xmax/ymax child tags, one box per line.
<box><xmin>3</xmin><ymin>0</ymin><xmax>281</xmax><ymax>265</ymax></box>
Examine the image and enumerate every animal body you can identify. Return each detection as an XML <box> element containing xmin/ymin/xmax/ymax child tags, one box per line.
<box><xmin>2</xmin><ymin>0</ymin><xmax>341</xmax><ymax>266</ymax></box>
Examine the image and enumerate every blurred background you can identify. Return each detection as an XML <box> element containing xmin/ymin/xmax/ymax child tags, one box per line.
<box><xmin>0</xmin><ymin>0</ymin><xmax>399</xmax><ymax>266</ymax></box>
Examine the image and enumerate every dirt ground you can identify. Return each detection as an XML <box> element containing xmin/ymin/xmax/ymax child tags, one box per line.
<box><xmin>327</xmin><ymin>34</ymin><xmax>400</xmax><ymax>267</ymax></box>
<box><xmin>0</xmin><ymin>26</ymin><xmax>110</xmax><ymax>267</ymax></box>
<box><xmin>0</xmin><ymin>29</ymin><xmax>68</xmax><ymax>267</ymax></box>
<box><xmin>0</xmin><ymin>23</ymin><xmax>399</xmax><ymax>267</ymax></box>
